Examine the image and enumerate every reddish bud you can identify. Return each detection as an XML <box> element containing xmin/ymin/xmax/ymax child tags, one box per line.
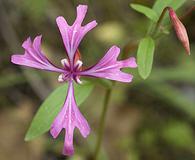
<box><xmin>168</xmin><ymin>7</ymin><xmax>190</xmax><ymax>55</ymax></box>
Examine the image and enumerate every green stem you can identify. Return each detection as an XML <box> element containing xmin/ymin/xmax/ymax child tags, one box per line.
<box><xmin>93</xmin><ymin>7</ymin><xmax>179</xmax><ymax>159</ymax></box>
<box><xmin>152</xmin><ymin>6</ymin><xmax>193</xmax><ymax>39</ymax></box>
<box><xmin>93</xmin><ymin>83</ymin><xmax>114</xmax><ymax>160</ymax></box>
<box><xmin>152</xmin><ymin>7</ymin><xmax>170</xmax><ymax>37</ymax></box>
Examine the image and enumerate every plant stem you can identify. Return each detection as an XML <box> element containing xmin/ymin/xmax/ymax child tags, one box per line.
<box><xmin>93</xmin><ymin>83</ymin><xmax>114</xmax><ymax>160</ymax></box>
<box><xmin>152</xmin><ymin>7</ymin><xmax>169</xmax><ymax>37</ymax></box>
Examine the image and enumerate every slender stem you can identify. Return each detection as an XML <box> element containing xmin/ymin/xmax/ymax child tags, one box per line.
<box><xmin>151</xmin><ymin>6</ymin><xmax>192</xmax><ymax>39</ymax></box>
<box><xmin>152</xmin><ymin>7</ymin><xmax>170</xmax><ymax>37</ymax></box>
<box><xmin>93</xmin><ymin>83</ymin><xmax>114</xmax><ymax>160</ymax></box>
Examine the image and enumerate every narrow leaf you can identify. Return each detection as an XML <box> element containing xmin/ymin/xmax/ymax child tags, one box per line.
<box><xmin>25</xmin><ymin>81</ymin><xmax>94</xmax><ymax>141</ymax></box>
<box><xmin>137</xmin><ymin>37</ymin><xmax>155</xmax><ymax>79</ymax></box>
<box><xmin>130</xmin><ymin>3</ymin><xmax>158</xmax><ymax>22</ymax></box>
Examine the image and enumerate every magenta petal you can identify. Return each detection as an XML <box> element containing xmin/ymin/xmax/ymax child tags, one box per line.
<box><xmin>74</xmin><ymin>5</ymin><xmax>87</xmax><ymax>24</ymax></box>
<box><xmin>50</xmin><ymin>81</ymin><xmax>90</xmax><ymax>156</ymax></box>
<box><xmin>64</xmin><ymin>128</ymin><xmax>74</xmax><ymax>156</ymax></box>
<box><xmin>11</xmin><ymin>36</ymin><xmax>65</xmax><ymax>73</ymax></box>
<box><xmin>78</xmin><ymin>46</ymin><xmax>137</xmax><ymax>83</ymax></box>
<box><xmin>119</xmin><ymin>57</ymin><xmax>137</xmax><ymax>68</ymax></box>
<box><xmin>56</xmin><ymin>5</ymin><xmax>97</xmax><ymax>66</ymax></box>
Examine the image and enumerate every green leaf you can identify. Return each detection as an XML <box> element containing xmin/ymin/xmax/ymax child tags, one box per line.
<box><xmin>25</xmin><ymin>81</ymin><xmax>94</xmax><ymax>141</ymax></box>
<box><xmin>137</xmin><ymin>37</ymin><xmax>155</xmax><ymax>79</ymax></box>
<box><xmin>153</xmin><ymin>0</ymin><xmax>186</xmax><ymax>15</ymax></box>
<box><xmin>130</xmin><ymin>3</ymin><xmax>158</xmax><ymax>22</ymax></box>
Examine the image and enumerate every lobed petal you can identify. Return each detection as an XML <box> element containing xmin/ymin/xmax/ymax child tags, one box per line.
<box><xmin>74</xmin><ymin>5</ymin><xmax>88</xmax><ymax>25</ymax></box>
<box><xmin>56</xmin><ymin>5</ymin><xmax>97</xmax><ymax>66</ymax></box>
<box><xmin>64</xmin><ymin>126</ymin><xmax>74</xmax><ymax>156</ymax></box>
<box><xmin>11</xmin><ymin>36</ymin><xmax>65</xmax><ymax>73</ymax></box>
<box><xmin>118</xmin><ymin>57</ymin><xmax>137</xmax><ymax>68</ymax></box>
<box><xmin>50</xmin><ymin>81</ymin><xmax>90</xmax><ymax>156</ymax></box>
<box><xmin>78</xmin><ymin>46</ymin><xmax>137</xmax><ymax>83</ymax></box>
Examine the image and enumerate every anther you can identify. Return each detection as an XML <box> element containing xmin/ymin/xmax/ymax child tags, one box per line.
<box><xmin>75</xmin><ymin>76</ymin><xmax>82</xmax><ymax>84</ymax></box>
<box><xmin>61</xmin><ymin>59</ymin><xmax>70</xmax><ymax>68</ymax></box>
<box><xmin>75</xmin><ymin>60</ymin><xmax>83</xmax><ymax>69</ymax></box>
<box><xmin>58</xmin><ymin>74</ymin><xmax>64</xmax><ymax>82</ymax></box>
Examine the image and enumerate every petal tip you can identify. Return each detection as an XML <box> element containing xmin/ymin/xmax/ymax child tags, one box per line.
<box><xmin>33</xmin><ymin>35</ymin><xmax>43</xmax><ymax>46</ymax></box>
<box><xmin>81</xmin><ymin>126</ymin><xmax>91</xmax><ymax>138</ymax></box>
<box><xmin>36</xmin><ymin>34</ymin><xmax>42</xmax><ymax>40</ymax></box>
<box><xmin>11</xmin><ymin>55</ymin><xmax>20</xmax><ymax>64</ymax></box>
<box><xmin>50</xmin><ymin>126</ymin><xmax>61</xmax><ymax>139</ymax></box>
<box><xmin>77</xmin><ymin>4</ymin><xmax>88</xmax><ymax>11</ymax></box>
<box><xmin>90</xmin><ymin>20</ymin><xmax>98</xmax><ymax>27</ymax></box>
<box><xmin>127</xmin><ymin>75</ymin><xmax>133</xmax><ymax>83</ymax></box>
<box><xmin>121</xmin><ymin>74</ymin><xmax>133</xmax><ymax>83</ymax></box>
<box><xmin>129</xmin><ymin>57</ymin><xmax>138</xmax><ymax>68</ymax></box>
<box><xmin>63</xmin><ymin>147</ymin><xmax>74</xmax><ymax>156</ymax></box>
<box><xmin>22</xmin><ymin>37</ymin><xmax>32</xmax><ymax>49</ymax></box>
<box><xmin>110</xmin><ymin>45</ymin><xmax>120</xmax><ymax>53</ymax></box>
<box><xmin>56</xmin><ymin>16</ymin><xmax>65</xmax><ymax>24</ymax></box>
<box><xmin>11</xmin><ymin>55</ymin><xmax>15</xmax><ymax>63</ymax></box>
<box><xmin>112</xmin><ymin>45</ymin><xmax>120</xmax><ymax>49</ymax></box>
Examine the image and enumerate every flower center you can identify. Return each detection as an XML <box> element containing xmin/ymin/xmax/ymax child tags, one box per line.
<box><xmin>58</xmin><ymin>58</ymin><xmax>83</xmax><ymax>84</ymax></box>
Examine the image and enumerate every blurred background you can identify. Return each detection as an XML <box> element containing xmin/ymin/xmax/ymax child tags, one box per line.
<box><xmin>0</xmin><ymin>0</ymin><xmax>195</xmax><ymax>160</ymax></box>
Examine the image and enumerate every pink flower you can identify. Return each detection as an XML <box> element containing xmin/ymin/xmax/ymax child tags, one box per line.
<box><xmin>168</xmin><ymin>7</ymin><xmax>190</xmax><ymax>55</ymax></box>
<box><xmin>11</xmin><ymin>5</ymin><xmax>137</xmax><ymax>156</ymax></box>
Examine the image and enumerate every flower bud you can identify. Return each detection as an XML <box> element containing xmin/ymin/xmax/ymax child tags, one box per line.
<box><xmin>168</xmin><ymin>7</ymin><xmax>190</xmax><ymax>55</ymax></box>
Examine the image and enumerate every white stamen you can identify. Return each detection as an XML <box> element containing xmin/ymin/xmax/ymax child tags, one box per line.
<box><xmin>58</xmin><ymin>74</ymin><xmax>64</xmax><ymax>82</ymax></box>
<box><xmin>61</xmin><ymin>58</ymin><xmax>70</xmax><ymax>67</ymax></box>
<box><xmin>76</xmin><ymin>77</ymin><xmax>82</xmax><ymax>84</ymax></box>
<box><xmin>75</xmin><ymin>60</ymin><xmax>83</xmax><ymax>69</ymax></box>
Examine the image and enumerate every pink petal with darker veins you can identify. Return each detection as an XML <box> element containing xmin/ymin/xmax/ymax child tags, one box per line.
<box><xmin>78</xmin><ymin>46</ymin><xmax>137</xmax><ymax>83</ymax></box>
<box><xmin>56</xmin><ymin>5</ymin><xmax>97</xmax><ymax>66</ymax></box>
<box><xmin>11</xmin><ymin>35</ymin><xmax>65</xmax><ymax>73</ymax></box>
<box><xmin>50</xmin><ymin>81</ymin><xmax>90</xmax><ymax>156</ymax></box>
